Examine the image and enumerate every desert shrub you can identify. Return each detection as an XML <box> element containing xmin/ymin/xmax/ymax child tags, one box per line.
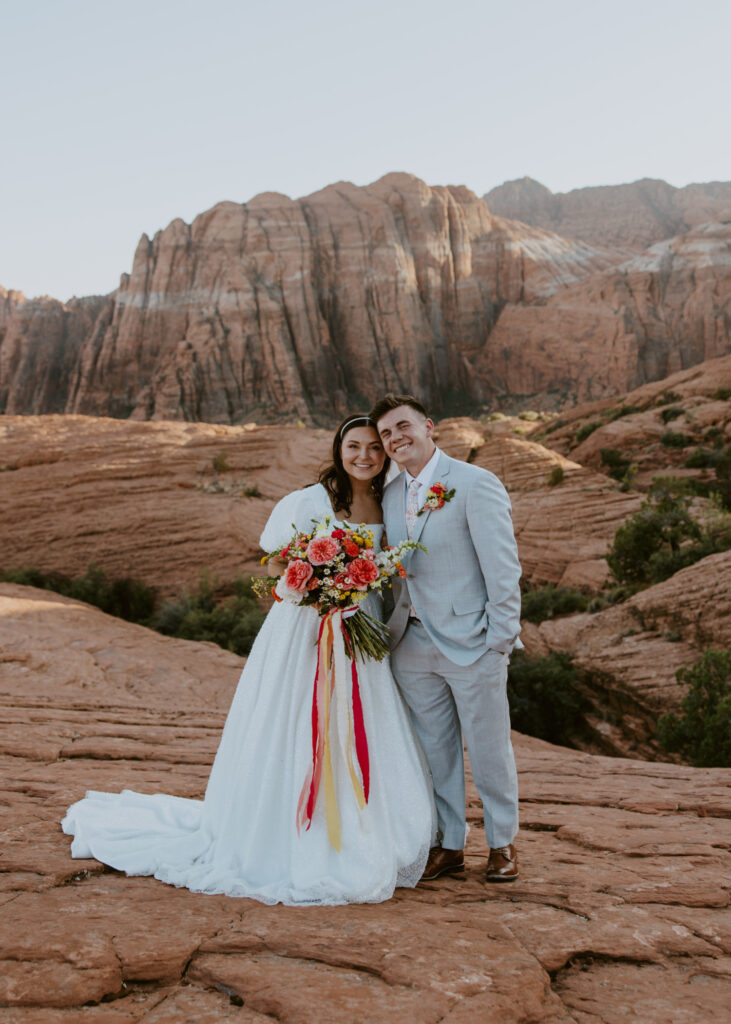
<box><xmin>518</xmin><ymin>410</ymin><xmax>540</xmax><ymax>421</ymax></box>
<box><xmin>575</xmin><ymin>420</ymin><xmax>602</xmax><ymax>443</ymax></box>
<box><xmin>607</xmin><ymin>404</ymin><xmax>641</xmax><ymax>422</ymax></box>
<box><xmin>212</xmin><ymin>451</ymin><xmax>230</xmax><ymax>476</ymax></box>
<box><xmin>658</xmin><ymin>650</ymin><xmax>731</xmax><ymax>767</ymax></box>
<box><xmin>153</xmin><ymin>573</ymin><xmax>266</xmax><ymax>656</ymax></box>
<box><xmin>607</xmin><ymin>485</ymin><xmax>731</xmax><ymax>587</ymax></box>
<box><xmin>660</xmin><ymin>406</ymin><xmax>684</xmax><ymax>424</ymax></box>
<box><xmin>546</xmin><ymin>465</ymin><xmax>564</xmax><ymax>487</ymax></box>
<box><xmin>1</xmin><ymin>564</ymin><xmax>267</xmax><ymax>655</ymax></box>
<box><xmin>713</xmin><ymin>387</ymin><xmax>731</xmax><ymax>401</ymax></box>
<box><xmin>0</xmin><ymin>564</ymin><xmax>156</xmax><ymax>623</ymax></box>
<box><xmin>685</xmin><ymin>447</ymin><xmax>717</xmax><ymax>469</ymax></box>
<box><xmin>656</xmin><ymin>390</ymin><xmax>682</xmax><ymax>406</ymax></box>
<box><xmin>507</xmin><ymin>652</ymin><xmax>591</xmax><ymax>745</ymax></box>
<box><xmin>600</xmin><ymin>447</ymin><xmax>631</xmax><ymax>481</ymax></box>
<box><xmin>542</xmin><ymin>419</ymin><xmax>564</xmax><ymax>434</ymax></box>
<box><xmin>521</xmin><ymin>585</ymin><xmax>590</xmax><ymax>624</ymax></box>
<box><xmin>660</xmin><ymin>431</ymin><xmax>689</xmax><ymax>448</ymax></box>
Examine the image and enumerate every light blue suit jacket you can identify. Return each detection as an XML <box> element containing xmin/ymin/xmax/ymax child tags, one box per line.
<box><xmin>382</xmin><ymin>450</ymin><xmax>522</xmax><ymax>666</ymax></box>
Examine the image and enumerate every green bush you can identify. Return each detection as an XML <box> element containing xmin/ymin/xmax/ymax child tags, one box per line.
<box><xmin>660</xmin><ymin>431</ymin><xmax>689</xmax><ymax>448</ymax></box>
<box><xmin>607</xmin><ymin>485</ymin><xmax>731</xmax><ymax>587</ymax></box>
<box><xmin>521</xmin><ymin>585</ymin><xmax>590</xmax><ymax>624</ymax></box>
<box><xmin>657</xmin><ymin>390</ymin><xmax>682</xmax><ymax>406</ymax></box>
<box><xmin>1</xmin><ymin>565</ymin><xmax>267</xmax><ymax>656</ymax></box>
<box><xmin>546</xmin><ymin>465</ymin><xmax>564</xmax><ymax>487</ymax></box>
<box><xmin>518</xmin><ymin>410</ymin><xmax>540</xmax><ymax>421</ymax></box>
<box><xmin>660</xmin><ymin>406</ymin><xmax>684</xmax><ymax>424</ymax></box>
<box><xmin>153</xmin><ymin>572</ymin><xmax>266</xmax><ymax>656</ymax></box>
<box><xmin>685</xmin><ymin>447</ymin><xmax>717</xmax><ymax>469</ymax></box>
<box><xmin>575</xmin><ymin>420</ymin><xmax>602</xmax><ymax>443</ymax></box>
<box><xmin>507</xmin><ymin>652</ymin><xmax>590</xmax><ymax>746</ymax></box>
<box><xmin>658</xmin><ymin>651</ymin><xmax>731</xmax><ymax>767</ymax></box>
<box><xmin>713</xmin><ymin>388</ymin><xmax>731</xmax><ymax>401</ymax></box>
<box><xmin>542</xmin><ymin>419</ymin><xmax>564</xmax><ymax>434</ymax></box>
<box><xmin>607</xmin><ymin>404</ymin><xmax>641</xmax><ymax>422</ymax></box>
<box><xmin>600</xmin><ymin>447</ymin><xmax>631</xmax><ymax>481</ymax></box>
<box><xmin>0</xmin><ymin>564</ymin><xmax>156</xmax><ymax>623</ymax></box>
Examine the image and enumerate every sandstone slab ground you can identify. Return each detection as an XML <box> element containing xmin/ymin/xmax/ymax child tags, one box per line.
<box><xmin>1</xmin><ymin>586</ymin><xmax>729</xmax><ymax>1022</ymax></box>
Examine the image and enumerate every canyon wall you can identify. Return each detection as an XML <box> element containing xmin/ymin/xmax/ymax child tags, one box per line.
<box><xmin>485</xmin><ymin>176</ymin><xmax>731</xmax><ymax>251</ymax></box>
<box><xmin>1</xmin><ymin>174</ymin><xmax>729</xmax><ymax>422</ymax></box>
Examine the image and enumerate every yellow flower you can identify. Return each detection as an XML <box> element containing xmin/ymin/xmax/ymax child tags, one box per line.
<box><xmin>260</xmin><ymin>555</ymin><xmax>269</xmax><ymax>565</ymax></box>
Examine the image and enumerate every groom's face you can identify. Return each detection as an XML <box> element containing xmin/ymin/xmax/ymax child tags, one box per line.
<box><xmin>376</xmin><ymin>405</ymin><xmax>435</xmax><ymax>475</ymax></box>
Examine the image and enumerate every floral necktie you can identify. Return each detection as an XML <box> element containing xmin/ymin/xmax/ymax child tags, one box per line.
<box><xmin>406</xmin><ymin>478</ymin><xmax>421</xmax><ymax>539</ymax></box>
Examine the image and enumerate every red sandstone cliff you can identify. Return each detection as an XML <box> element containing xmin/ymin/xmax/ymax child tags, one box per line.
<box><xmin>1</xmin><ymin>174</ymin><xmax>730</xmax><ymax>423</ymax></box>
<box><xmin>478</xmin><ymin>221</ymin><xmax>731</xmax><ymax>406</ymax></box>
<box><xmin>484</xmin><ymin>176</ymin><xmax>731</xmax><ymax>251</ymax></box>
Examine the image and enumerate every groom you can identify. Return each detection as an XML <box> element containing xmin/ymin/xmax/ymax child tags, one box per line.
<box><xmin>370</xmin><ymin>393</ymin><xmax>523</xmax><ymax>882</ymax></box>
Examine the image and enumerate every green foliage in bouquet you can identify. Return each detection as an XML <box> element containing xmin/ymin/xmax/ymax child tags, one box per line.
<box><xmin>657</xmin><ymin>650</ymin><xmax>731</xmax><ymax>767</ymax></box>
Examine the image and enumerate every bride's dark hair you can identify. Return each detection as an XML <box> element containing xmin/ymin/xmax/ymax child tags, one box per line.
<box><xmin>318</xmin><ymin>414</ymin><xmax>390</xmax><ymax>517</ymax></box>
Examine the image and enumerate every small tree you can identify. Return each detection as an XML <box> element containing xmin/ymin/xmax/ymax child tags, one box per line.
<box><xmin>606</xmin><ymin>486</ymin><xmax>700</xmax><ymax>586</ymax></box>
<box><xmin>658</xmin><ymin>651</ymin><xmax>731</xmax><ymax>767</ymax></box>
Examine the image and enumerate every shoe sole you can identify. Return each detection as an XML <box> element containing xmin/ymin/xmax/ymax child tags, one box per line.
<box><xmin>486</xmin><ymin>871</ymin><xmax>519</xmax><ymax>883</ymax></box>
<box><xmin>420</xmin><ymin>862</ymin><xmax>465</xmax><ymax>882</ymax></box>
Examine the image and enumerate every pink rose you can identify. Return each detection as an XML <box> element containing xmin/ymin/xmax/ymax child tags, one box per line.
<box><xmin>331</xmin><ymin>570</ymin><xmax>351</xmax><ymax>589</ymax></box>
<box><xmin>347</xmin><ymin>558</ymin><xmax>380</xmax><ymax>590</ymax></box>
<box><xmin>284</xmin><ymin>559</ymin><xmax>314</xmax><ymax>592</ymax></box>
<box><xmin>306</xmin><ymin>537</ymin><xmax>340</xmax><ymax>565</ymax></box>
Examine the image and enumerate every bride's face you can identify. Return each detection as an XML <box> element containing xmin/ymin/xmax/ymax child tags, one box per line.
<box><xmin>340</xmin><ymin>426</ymin><xmax>386</xmax><ymax>483</ymax></box>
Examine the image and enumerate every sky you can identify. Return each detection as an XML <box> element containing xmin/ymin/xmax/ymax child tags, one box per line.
<box><xmin>1</xmin><ymin>0</ymin><xmax>729</xmax><ymax>301</ymax></box>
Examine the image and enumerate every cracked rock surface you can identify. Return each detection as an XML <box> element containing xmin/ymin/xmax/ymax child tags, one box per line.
<box><xmin>1</xmin><ymin>588</ymin><xmax>729</xmax><ymax>1022</ymax></box>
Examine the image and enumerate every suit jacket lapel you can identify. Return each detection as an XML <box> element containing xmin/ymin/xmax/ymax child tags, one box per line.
<box><xmin>408</xmin><ymin>452</ymin><xmax>452</xmax><ymax>547</ymax></box>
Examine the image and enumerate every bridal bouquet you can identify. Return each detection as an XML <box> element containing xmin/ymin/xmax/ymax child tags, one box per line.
<box><xmin>253</xmin><ymin>515</ymin><xmax>424</xmax><ymax>662</ymax></box>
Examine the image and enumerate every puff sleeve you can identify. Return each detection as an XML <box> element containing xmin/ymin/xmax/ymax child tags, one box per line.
<box><xmin>259</xmin><ymin>487</ymin><xmax>324</xmax><ymax>552</ymax></box>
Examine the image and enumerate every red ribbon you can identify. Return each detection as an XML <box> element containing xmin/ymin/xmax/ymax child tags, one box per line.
<box><xmin>296</xmin><ymin>609</ymin><xmax>370</xmax><ymax>849</ymax></box>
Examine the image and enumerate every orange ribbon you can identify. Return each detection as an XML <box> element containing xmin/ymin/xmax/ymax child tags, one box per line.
<box><xmin>296</xmin><ymin>608</ymin><xmax>370</xmax><ymax>851</ymax></box>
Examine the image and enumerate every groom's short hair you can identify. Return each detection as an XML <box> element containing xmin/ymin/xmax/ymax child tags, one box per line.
<box><xmin>370</xmin><ymin>393</ymin><xmax>429</xmax><ymax>424</ymax></box>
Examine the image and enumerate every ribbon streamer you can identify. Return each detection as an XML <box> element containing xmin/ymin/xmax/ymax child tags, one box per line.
<box><xmin>296</xmin><ymin>608</ymin><xmax>371</xmax><ymax>851</ymax></box>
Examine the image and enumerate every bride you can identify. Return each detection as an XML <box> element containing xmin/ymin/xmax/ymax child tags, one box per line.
<box><xmin>63</xmin><ymin>414</ymin><xmax>435</xmax><ymax>905</ymax></box>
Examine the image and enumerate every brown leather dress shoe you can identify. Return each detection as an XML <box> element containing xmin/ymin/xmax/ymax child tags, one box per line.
<box><xmin>486</xmin><ymin>844</ymin><xmax>519</xmax><ymax>882</ymax></box>
<box><xmin>420</xmin><ymin>845</ymin><xmax>465</xmax><ymax>881</ymax></box>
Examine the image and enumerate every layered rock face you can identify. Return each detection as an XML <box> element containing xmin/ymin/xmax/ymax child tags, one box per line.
<box><xmin>478</xmin><ymin>222</ymin><xmax>731</xmax><ymax>405</ymax></box>
<box><xmin>0</xmin><ymin>291</ymin><xmax>111</xmax><ymax>414</ymax></box>
<box><xmin>1</xmin><ymin>583</ymin><xmax>729</xmax><ymax>1021</ymax></box>
<box><xmin>6</xmin><ymin>172</ymin><xmax>730</xmax><ymax>423</ymax></box>
<box><xmin>485</xmin><ymin>176</ymin><xmax>731</xmax><ymax>251</ymax></box>
<box><xmin>539</xmin><ymin>353</ymin><xmax>731</xmax><ymax>488</ymax></box>
<box><xmin>0</xmin><ymin>413</ymin><xmax>638</xmax><ymax>597</ymax></box>
<box><xmin>61</xmin><ymin>176</ymin><xmax>615</xmax><ymax>422</ymax></box>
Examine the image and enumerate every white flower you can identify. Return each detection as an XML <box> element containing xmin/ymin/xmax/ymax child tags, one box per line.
<box><xmin>275</xmin><ymin>577</ymin><xmax>304</xmax><ymax>605</ymax></box>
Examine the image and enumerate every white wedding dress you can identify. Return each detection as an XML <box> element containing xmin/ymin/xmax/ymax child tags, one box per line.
<box><xmin>62</xmin><ymin>484</ymin><xmax>435</xmax><ymax>905</ymax></box>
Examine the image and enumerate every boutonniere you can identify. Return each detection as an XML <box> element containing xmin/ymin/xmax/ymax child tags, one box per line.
<box><xmin>417</xmin><ymin>482</ymin><xmax>456</xmax><ymax>516</ymax></box>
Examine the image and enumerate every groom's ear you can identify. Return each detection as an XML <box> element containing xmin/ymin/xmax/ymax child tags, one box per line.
<box><xmin>424</xmin><ymin>418</ymin><xmax>435</xmax><ymax>438</ymax></box>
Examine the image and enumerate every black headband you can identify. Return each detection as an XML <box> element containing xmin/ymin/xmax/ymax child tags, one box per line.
<box><xmin>339</xmin><ymin>416</ymin><xmax>375</xmax><ymax>439</ymax></box>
